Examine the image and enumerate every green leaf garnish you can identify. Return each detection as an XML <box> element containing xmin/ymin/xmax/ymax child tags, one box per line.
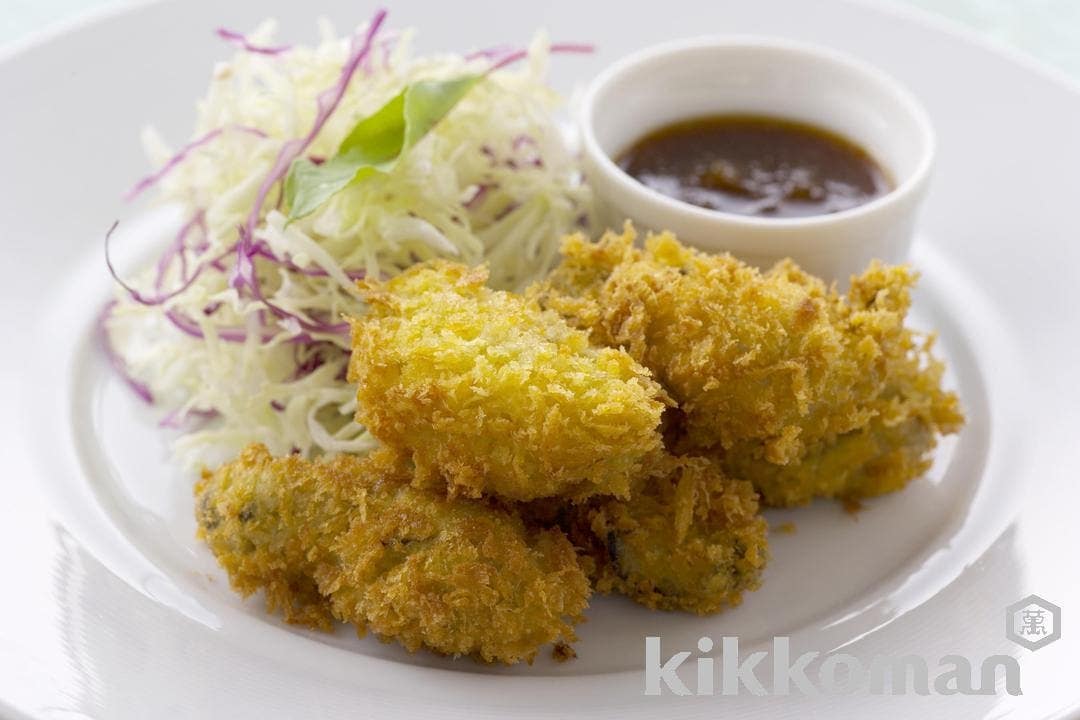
<box><xmin>284</xmin><ymin>75</ymin><xmax>480</xmax><ymax>221</ymax></box>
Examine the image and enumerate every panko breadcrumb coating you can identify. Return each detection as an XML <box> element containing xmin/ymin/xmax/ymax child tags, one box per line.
<box><xmin>726</xmin><ymin>395</ymin><xmax>947</xmax><ymax>505</ymax></box>
<box><xmin>524</xmin><ymin>454</ymin><xmax>768</xmax><ymax>614</ymax></box>
<box><xmin>195</xmin><ymin>444</ymin><xmax>590</xmax><ymax>664</ymax></box>
<box><xmin>348</xmin><ymin>261</ymin><xmax>667</xmax><ymax>502</ymax></box>
<box><xmin>534</xmin><ymin>225</ymin><xmax>963</xmax><ymax>506</ymax></box>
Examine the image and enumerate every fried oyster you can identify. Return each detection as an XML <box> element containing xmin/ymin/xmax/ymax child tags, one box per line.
<box><xmin>196</xmin><ymin>444</ymin><xmax>590</xmax><ymax>664</ymax></box>
<box><xmin>348</xmin><ymin>260</ymin><xmax>668</xmax><ymax>502</ymax></box>
<box><xmin>533</xmin><ymin>225</ymin><xmax>963</xmax><ymax>506</ymax></box>
<box><xmin>520</xmin><ymin>453</ymin><xmax>768</xmax><ymax>614</ymax></box>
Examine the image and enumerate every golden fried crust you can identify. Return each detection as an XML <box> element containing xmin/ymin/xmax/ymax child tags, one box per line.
<box><xmin>347</xmin><ymin>261</ymin><xmax>667</xmax><ymax>502</ymax></box>
<box><xmin>726</xmin><ymin>417</ymin><xmax>937</xmax><ymax>507</ymax></box>
<box><xmin>534</xmin><ymin>225</ymin><xmax>964</xmax><ymax>506</ymax></box>
<box><xmin>565</xmin><ymin>454</ymin><xmax>768</xmax><ymax>615</ymax></box>
<box><xmin>195</xmin><ymin>444</ymin><xmax>591</xmax><ymax>664</ymax></box>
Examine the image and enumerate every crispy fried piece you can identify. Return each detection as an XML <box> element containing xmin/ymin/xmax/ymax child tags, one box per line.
<box><xmin>534</xmin><ymin>225</ymin><xmax>963</xmax><ymax>506</ymax></box>
<box><xmin>726</xmin><ymin>402</ymin><xmax>943</xmax><ymax>505</ymax></box>
<box><xmin>348</xmin><ymin>260</ymin><xmax>667</xmax><ymax>502</ymax></box>
<box><xmin>562</xmin><ymin>454</ymin><xmax>768</xmax><ymax>614</ymax></box>
<box><xmin>195</xmin><ymin>444</ymin><xmax>590</xmax><ymax>664</ymax></box>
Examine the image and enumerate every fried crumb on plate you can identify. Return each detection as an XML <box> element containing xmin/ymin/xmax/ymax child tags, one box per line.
<box><xmin>552</xmin><ymin>642</ymin><xmax>577</xmax><ymax>662</ymax></box>
<box><xmin>842</xmin><ymin>497</ymin><xmax>864</xmax><ymax>516</ymax></box>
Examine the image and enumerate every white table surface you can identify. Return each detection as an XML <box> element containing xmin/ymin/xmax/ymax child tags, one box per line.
<box><xmin>4</xmin><ymin>0</ymin><xmax>1080</xmax><ymax>82</ymax></box>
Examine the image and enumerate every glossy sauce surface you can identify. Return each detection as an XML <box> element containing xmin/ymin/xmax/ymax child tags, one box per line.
<box><xmin>617</xmin><ymin>115</ymin><xmax>892</xmax><ymax>218</ymax></box>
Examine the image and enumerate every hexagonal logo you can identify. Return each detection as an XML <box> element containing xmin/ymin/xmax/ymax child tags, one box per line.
<box><xmin>1006</xmin><ymin>595</ymin><xmax>1061</xmax><ymax>651</ymax></box>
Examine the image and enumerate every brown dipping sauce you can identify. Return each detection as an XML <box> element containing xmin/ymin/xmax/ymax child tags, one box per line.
<box><xmin>617</xmin><ymin>115</ymin><xmax>892</xmax><ymax>218</ymax></box>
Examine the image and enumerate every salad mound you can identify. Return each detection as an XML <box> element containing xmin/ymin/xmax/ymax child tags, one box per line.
<box><xmin>105</xmin><ymin>11</ymin><xmax>594</xmax><ymax>466</ymax></box>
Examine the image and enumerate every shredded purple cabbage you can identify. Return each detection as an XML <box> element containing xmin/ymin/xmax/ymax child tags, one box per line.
<box><xmin>159</xmin><ymin>406</ymin><xmax>219</xmax><ymax>429</ymax></box>
<box><xmin>105</xmin><ymin>209</ymin><xmax>350</xmax><ymax>342</ymax></box>
<box><xmin>228</xmin><ymin>9</ymin><xmax>387</xmax><ymax>339</ymax></box>
<box><xmin>240</xmin><ymin>260</ymin><xmax>351</xmax><ymax>336</ymax></box>
<box><xmin>292</xmin><ymin>342</ymin><xmax>332</xmax><ymax>380</ymax></box>
<box><xmin>99</xmin><ymin>301</ymin><xmax>154</xmax><ymax>403</ymax></box>
<box><xmin>512</xmin><ymin>134</ymin><xmax>538</xmax><ymax>150</ymax></box>
<box><xmin>236</xmin><ymin>10</ymin><xmax>387</xmax><ymax>251</ymax></box>
<box><xmin>164</xmin><ymin>308</ymin><xmax>249</xmax><ymax>343</ymax></box>
<box><xmin>108</xmin><ymin>5</ymin><xmax>386</xmax><ymax>339</ymax></box>
<box><xmin>105</xmin><ymin>219</ymin><xmax>237</xmax><ymax>307</ymax></box>
<box><xmin>249</xmin><ymin>241</ymin><xmax>366</xmax><ymax>280</ymax></box>
<box><xmin>374</xmin><ymin>31</ymin><xmax>402</xmax><ymax>71</ymax></box>
<box><xmin>153</xmin><ymin>211</ymin><xmax>204</xmax><ymax>289</ymax></box>
<box><xmin>153</xmin><ymin>211</ymin><xmax>203</xmax><ymax>290</ymax></box>
<box><xmin>124</xmin><ymin>125</ymin><xmax>266</xmax><ymax>202</ymax></box>
<box><xmin>216</xmin><ymin>27</ymin><xmax>293</xmax><ymax>56</ymax></box>
<box><xmin>163</xmin><ymin>307</ymin><xmax>329</xmax><ymax>345</ymax></box>
<box><xmin>480</xmin><ymin>42</ymin><xmax>595</xmax><ymax>71</ymax></box>
<box><xmin>464</xmin><ymin>45</ymin><xmax>515</xmax><ymax>62</ymax></box>
<box><xmin>464</xmin><ymin>183</ymin><xmax>492</xmax><ymax>210</ymax></box>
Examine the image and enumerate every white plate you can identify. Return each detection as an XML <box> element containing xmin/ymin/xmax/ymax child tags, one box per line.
<box><xmin>2</xmin><ymin>1</ymin><xmax>1079</xmax><ymax>718</ymax></box>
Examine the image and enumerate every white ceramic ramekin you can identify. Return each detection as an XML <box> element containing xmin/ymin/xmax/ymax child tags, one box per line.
<box><xmin>579</xmin><ymin>36</ymin><xmax>935</xmax><ymax>282</ymax></box>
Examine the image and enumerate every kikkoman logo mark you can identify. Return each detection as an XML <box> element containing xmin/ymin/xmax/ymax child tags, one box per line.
<box><xmin>644</xmin><ymin>595</ymin><xmax>1061</xmax><ymax>697</ymax></box>
<box><xmin>643</xmin><ymin>636</ymin><xmax>1022</xmax><ymax>697</ymax></box>
<box><xmin>1006</xmin><ymin>594</ymin><xmax>1061</xmax><ymax>651</ymax></box>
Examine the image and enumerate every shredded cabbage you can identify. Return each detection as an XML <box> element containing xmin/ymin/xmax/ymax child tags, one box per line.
<box><xmin>105</xmin><ymin>13</ymin><xmax>594</xmax><ymax>468</ymax></box>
